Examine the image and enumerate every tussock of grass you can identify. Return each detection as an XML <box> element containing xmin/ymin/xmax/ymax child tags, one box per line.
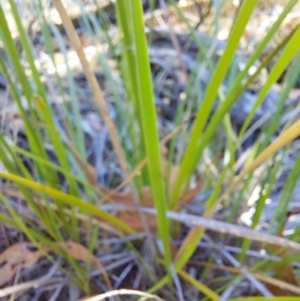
<box><xmin>0</xmin><ymin>0</ymin><xmax>300</xmax><ymax>300</ymax></box>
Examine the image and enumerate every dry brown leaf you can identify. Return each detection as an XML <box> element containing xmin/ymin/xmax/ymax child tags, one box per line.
<box><xmin>97</xmin><ymin>174</ymin><xmax>203</xmax><ymax>232</ymax></box>
<box><xmin>0</xmin><ymin>243</ymin><xmax>43</xmax><ymax>286</ymax></box>
<box><xmin>266</xmin><ymin>212</ymin><xmax>300</xmax><ymax>296</ymax></box>
<box><xmin>53</xmin><ymin>242</ymin><xmax>112</xmax><ymax>289</ymax></box>
<box><xmin>98</xmin><ymin>185</ymin><xmax>156</xmax><ymax>232</ymax></box>
<box><xmin>96</xmin><ymin>149</ymin><xmax>204</xmax><ymax>232</ymax></box>
<box><xmin>0</xmin><ymin>241</ymin><xmax>112</xmax><ymax>289</ymax></box>
<box><xmin>266</xmin><ymin>265</ymin><xmax>299</xmax><ymax>296</ymax></box>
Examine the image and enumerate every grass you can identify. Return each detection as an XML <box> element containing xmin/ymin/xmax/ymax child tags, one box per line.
<box><xmin>0</xmin><ymin>0</ymin><xmax>300</xmax><ymax>299</ymax></box>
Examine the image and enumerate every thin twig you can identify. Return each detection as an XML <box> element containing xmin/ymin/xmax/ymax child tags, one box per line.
<box><xmin>0</xmin><ymin>278</ymin><xmax>63</xmax><ymax>298</ymax></box>
<box><xmin>52</xmin><ymin>0</ymin><xmax>128</xmax><ymax>177</ymax></box>
<box><xmin>164</xmin><ymin>210</ymin><xmax>300</xmax><ymax>252</ymax></box>
<box><xmin>107</xmin><ymin>204</ymin><xmax>300</xmax><ymax>253</ymax></box>
<box><xmin>79</xmin><ymin>289</ymin><xmax>165</xmax><ymax>301</ymax></box>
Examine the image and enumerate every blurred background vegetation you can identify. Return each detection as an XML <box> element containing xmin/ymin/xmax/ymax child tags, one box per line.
<box><xmin>1</xmin><ymin>0</ymin><xmax>300</xmax><ymax>300</ymax></box>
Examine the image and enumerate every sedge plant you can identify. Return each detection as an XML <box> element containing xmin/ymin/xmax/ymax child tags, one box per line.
<box><xmin>0</xmin><ymin>0</ymin><xmax>300</xmax><ymax>299</ymax></box>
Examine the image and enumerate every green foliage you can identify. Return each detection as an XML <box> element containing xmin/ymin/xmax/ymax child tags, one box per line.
<box><xmin>0</xmin><ymin>0</ymin><xmax>300</xmax><ymax>298</ymax></box>
<box><xmin>116</xmin><ymin>0</ymin><xmax>171</xmax><ymax>270</ymax></box>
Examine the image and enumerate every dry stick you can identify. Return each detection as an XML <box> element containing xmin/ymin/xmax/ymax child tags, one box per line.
<box><xmin>135</xmin><ymin>208</ymin><xmax>300</xmax><ymax>253</ymax></box>
<box><xmin>52</xmin><ymin>0</ymin><xmax>129</xmax><ymax>180</ymax></box>
<box><xmin>169</xmin><ymin>212</ymin><xmax>300</xmax><ymax>253</ymax></box>
<box><xmin>80</xmin><ymin>289</ymin><xmax>165</xmax><ymax>301</ymax></box>
<box><xmin>88</xmin><ymin>200</ymin><xmax>300</xmax><ymax>253</ymax></box>
<box><xmin>0</xmin><ymin>278</ymin><xmax>63</xmax><ymax>298</ymax></box>
<box><xmin>52</xmin><ymin>0</ymin><xmax>156</xmax><ymax>255</ymax></box>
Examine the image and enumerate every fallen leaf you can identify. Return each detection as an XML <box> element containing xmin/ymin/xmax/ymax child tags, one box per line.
<box><xmin>97</xmin><ymin>174</ymin><xmax>203</xmax><ymax>232</ymax></box>
<box><xmin>266</xmin><ymin>211</ymin><xmax>300</xmax><ymax>296</ymax></box>
<box><xmin>0</xmin><ymin>243</ymin><xmax>42</xmax><ymax>286</ymax></box>
<box><xmin>266</xmin><ymin>265</ymin><xmax>299</xmax><ymax>296</ymax></box>
<box><xmin>0</xmin><ymin>241</ymin><xmax>112</xmax><ymax>289</ymax></box>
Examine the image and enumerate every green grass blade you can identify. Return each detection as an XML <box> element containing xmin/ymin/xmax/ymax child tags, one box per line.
<box><xmin>170</xmin><ymin>0</ymin><xmax>259</xmax><ymax>207</ymax></box>
<box><xmin>0</xmin><ymin>5</ymin><xmax>58</xmax><ymax>184</ymax></box>
<box><xmin>271</xmin><ymin>150</ymin><xmax>300</xmax><ymax>235</ymax></box>
<box><xmin>239</xmin><ymin>26</ymin><xmax>300</xmax><ymax>138</ymax></box>
<box><xmin>42</xmin><ymin>20</ymin><xmax>86</xmax><ymax>158</ymax></box>
<box><xmin>116</xmin><ymin>0</ymin><xmax>171</xmax><ymax>267</ymax></box>
<box><xmin>0</xmin><ymin>171</ymin><xmax>135</xmax><ymax>234</ymax></box>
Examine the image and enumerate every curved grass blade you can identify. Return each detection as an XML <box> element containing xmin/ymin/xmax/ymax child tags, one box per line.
<box><xmin>170</xmin><ymin>0</ymin><xmax>298</xmax><ymax>208</ymax></box>
<box><xmin>170</xmin><ymin>0</ymin><xmax>259</xmax><ymax>207</ymax></box>
<box><xmin>239</xmin><ymin>26</ymin><xmax>300</xmax><ymax>138</ymax></box>
<box><xmin>179</xmin><ymin>270</ymin><xmax>219</xmax><ymax>301</ymax></box>
<box><xmin>0</xmin><ymin>171</ymin><xmax>136</xmax><ymax>235</ymax></box>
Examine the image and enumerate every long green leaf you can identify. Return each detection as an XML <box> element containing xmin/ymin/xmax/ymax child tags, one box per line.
<box><xmin>170</xmin><ymin>0</ymin><xmax>259</xmax><ymax>207</ymax></box>
<box><xmin>116</xmin><ymin>0</ymin><xmax>171</xmax><ymax>268</ymax></box>
<box><xmin>0</xmin><ymin>171</ymin><xmax>135</xmax><ymax>234</ymax></box>
<box><xmin>239</xmin><ymin>25</ymin><xmax>300</xmax><ymax>137</ymax></box>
